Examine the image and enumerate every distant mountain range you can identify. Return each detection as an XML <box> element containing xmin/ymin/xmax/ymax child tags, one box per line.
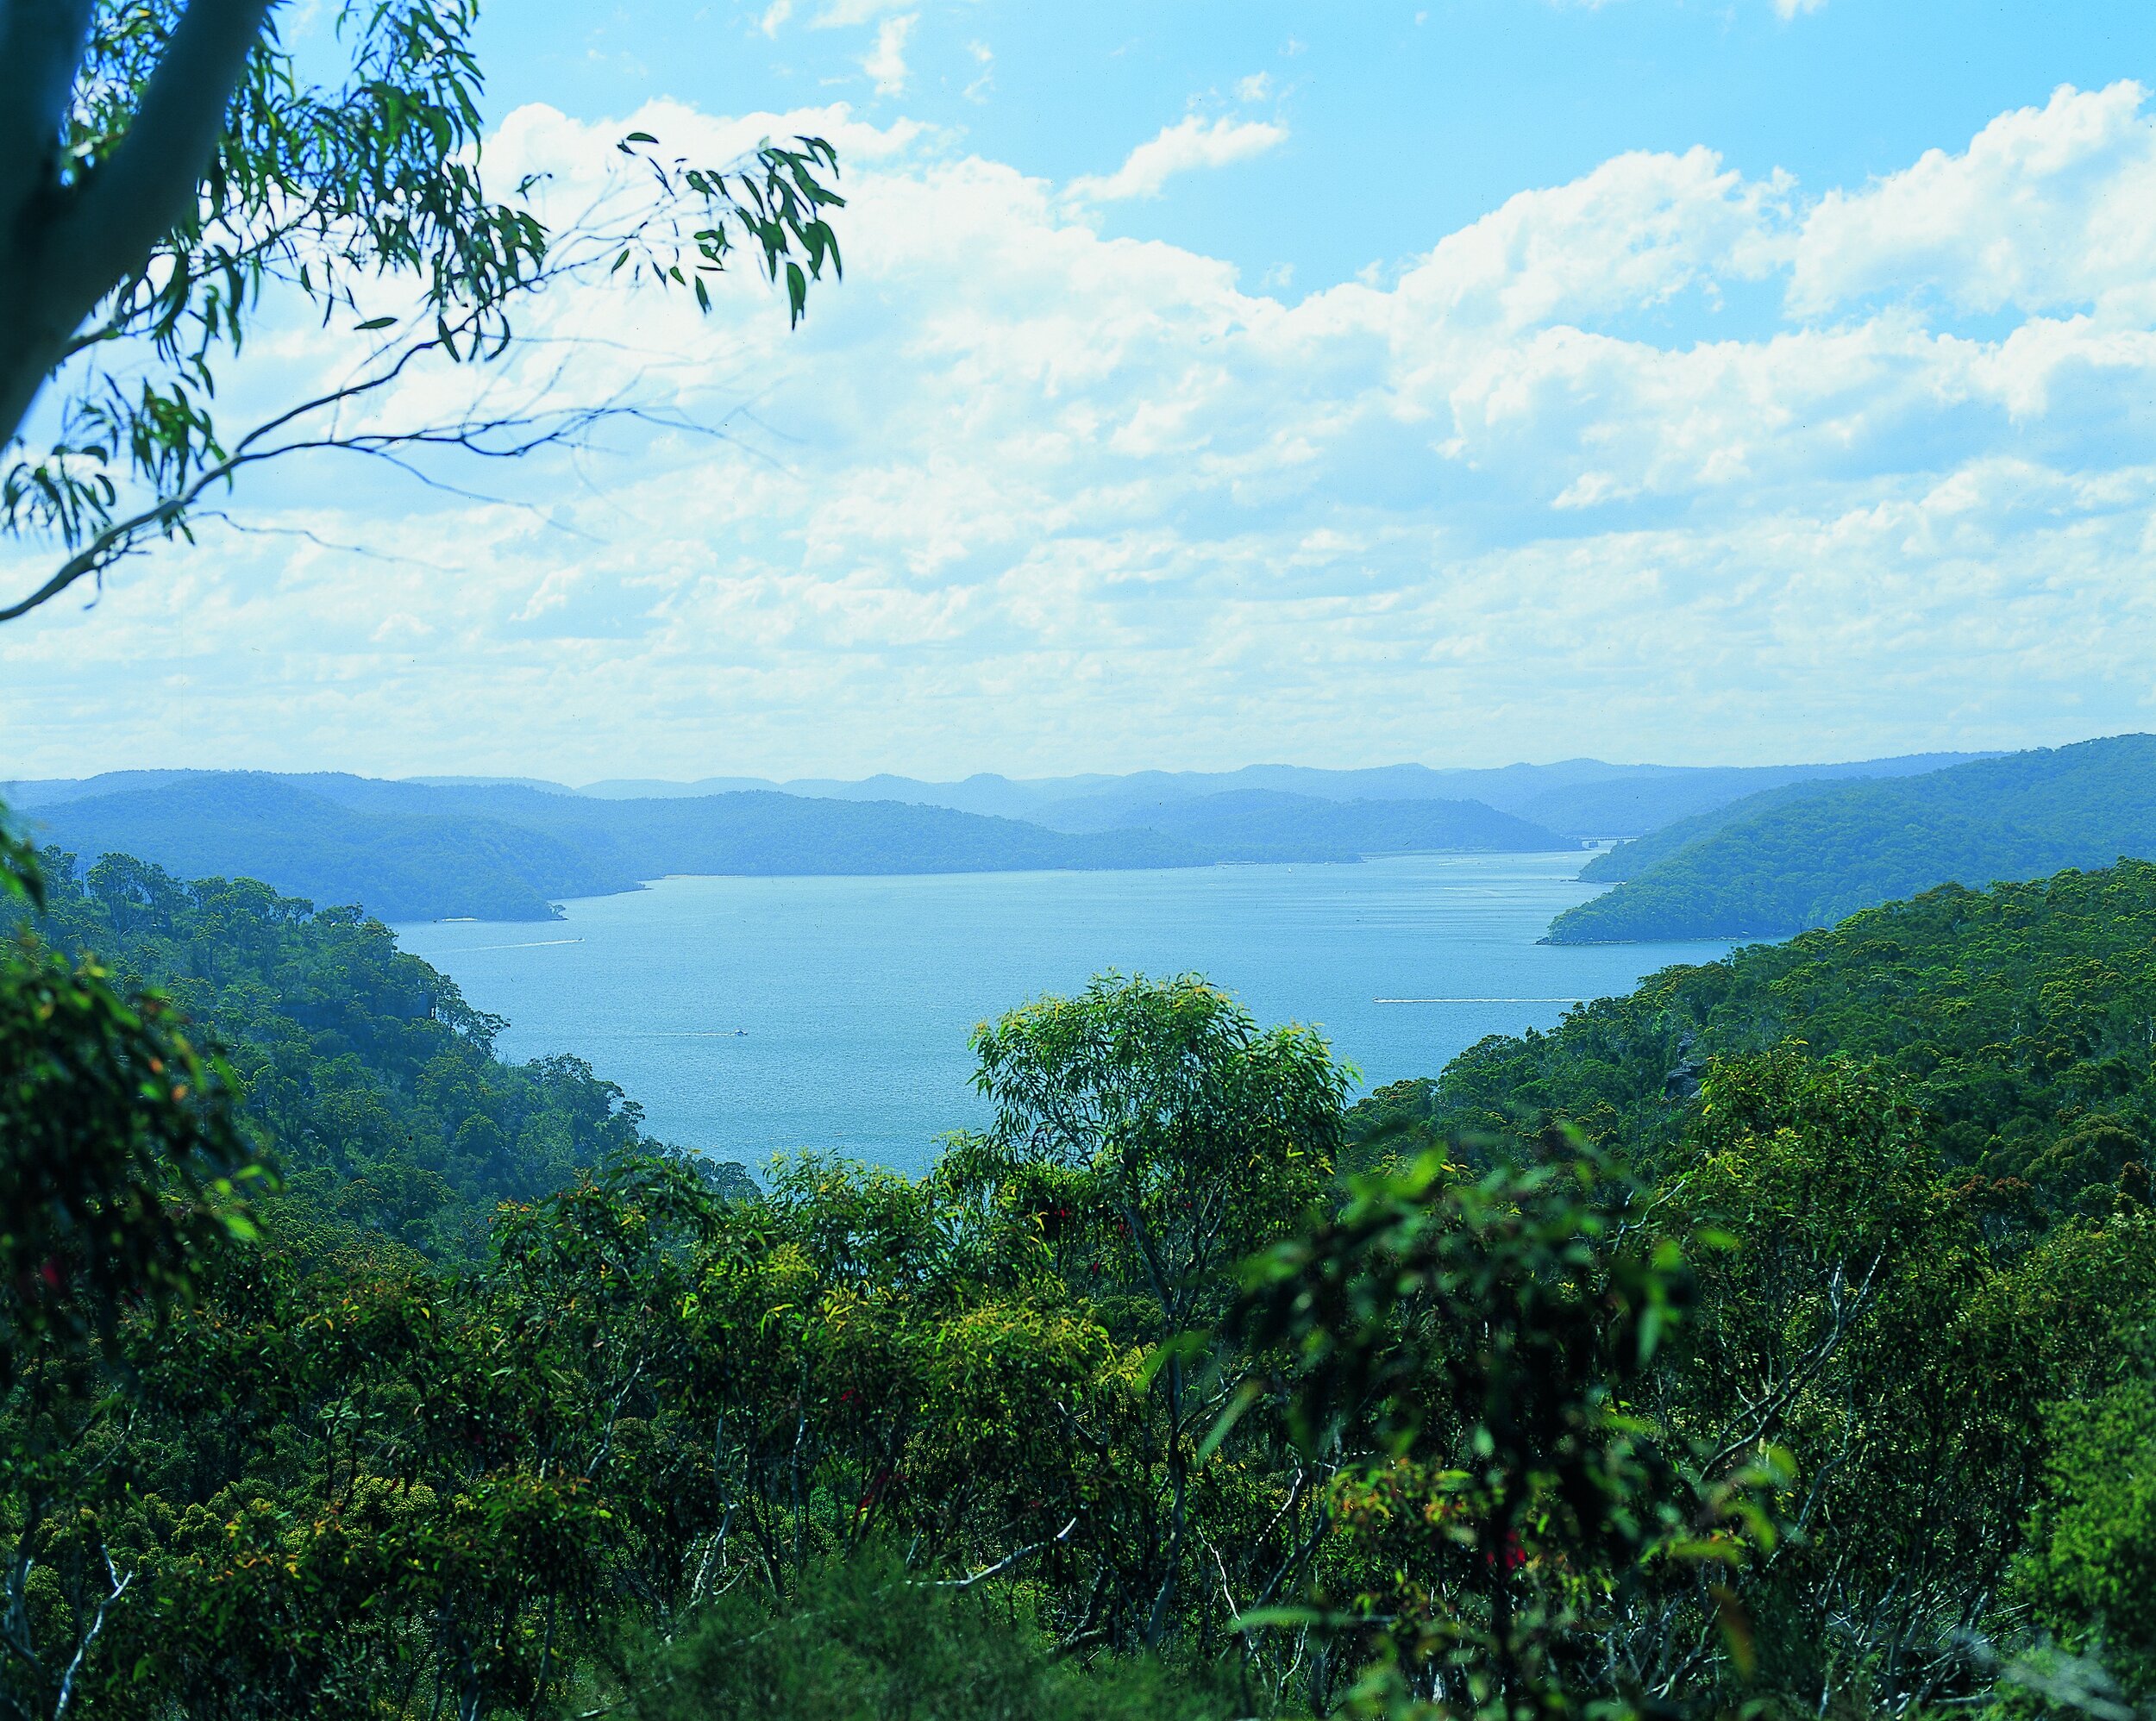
<box><xmin>1545</xmin><ymin>735</ymin><xmax>2156</xmax><ymax>944</ymax></box>
<box><xmin>564</xmin><ymin>754</ymin><xmax>1990</xmax><ymax>839</ymax></box>
<box><xmin>8</xmin><ymin>771</ymin><xmax>1577</xmax><ymax>923</ymax></box>
<box><xmin>5</xmin><ymin>746</ymin><xmax>2044</xmax><ymax>928</ymax></box>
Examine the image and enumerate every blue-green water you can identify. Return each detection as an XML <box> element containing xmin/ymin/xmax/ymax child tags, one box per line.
<box><xmin>395</xmin><ymin>854</ymin><xmax>1732</xmax><ymax>1176</ymax></box>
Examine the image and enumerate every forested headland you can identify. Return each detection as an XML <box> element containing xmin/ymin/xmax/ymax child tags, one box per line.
<box><xmin>1549</xmin><ymin>734</ymin><xmax>2156</xmax><ymax>943</ymax></box>
<box><xmin>7</xmin><ymin>829</ymin><xmax>2155</xmax><ymax>1719</ymax></box>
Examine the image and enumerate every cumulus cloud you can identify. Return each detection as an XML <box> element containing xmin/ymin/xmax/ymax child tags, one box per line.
<box><xmin>1789</xmin><ymin>81</ymin><xmax>2156</xmax><ymax>321</ymax></box>
<box><xmin>1066</xmin><ymin>115</ymin><xmax>1288</xmax><ymax>203</ymax></box>
<box><xmin>6</xmin><ymin>84</ymin><xmax>2156</xmax><ymax>779</ymax></box>
<box><xmin>861</xmin><ymin>13</ymin><xmax>915</xmax><ymax>94</ymax></box>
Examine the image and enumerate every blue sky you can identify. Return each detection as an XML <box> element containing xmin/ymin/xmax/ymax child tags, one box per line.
<box><xmin>4</xmin><ymin>0</ymin><xmax>2156</xmax><ymax>780</ymax></box>
<box><xmin>473</xmin><ymin>0</ymin><xmax>2152</xmax><ymax>312</ymax></box>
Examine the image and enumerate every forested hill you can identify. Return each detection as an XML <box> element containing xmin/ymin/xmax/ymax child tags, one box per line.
<box><xmin>17</xmin><ymin>848</ymin><xmax>743</xmax><ymax>1258</ymax></box>
<box><xmin>1576</xmin><ymin>776</ymin><xmax>1855</xmax><ymax>885</ymax></box>
<box><xmin>1545</xmin><ymin>734</ymin><xmax>2156</xmax><ymax>942</ymax></box>
<box><xmin>1359</xmin><ymin>855</ymin><xmax>2156</xmax><ymax>1215</ymax></box>
<box><xmin>21</xmin><ymin>775</ymin><xmax>636</xmax><ymax>921</ymax></box>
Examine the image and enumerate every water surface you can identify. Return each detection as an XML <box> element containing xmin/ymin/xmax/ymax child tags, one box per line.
<box><xmin>397</xmin><ymin>854</ymin><xmax>1732</xmax><ymax>1176</ymax></box>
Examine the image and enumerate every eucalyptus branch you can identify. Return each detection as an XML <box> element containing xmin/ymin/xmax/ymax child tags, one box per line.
<box><xmin>51</xmin><ymin>1551</ymin><xmax>129</xmax><ymax>1720</ymax></box>
<box><xmin>918</xmin><ymin>1518</ymin><xmax>1080</xmax><ymax>1592</ymax></box>
<box><xmin>0</xmin><ymin>333</ymin><xmax>667</xmax><ymax>620</ymax></box>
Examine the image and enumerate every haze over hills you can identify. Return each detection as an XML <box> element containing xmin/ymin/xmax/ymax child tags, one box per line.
<box><xmin>570</xmin><ymin>753</ymin><xmax>1992</xmax><ymax>838</ymax></box>
<box><xmin>24</xmin><ymin>776</ymin><xmax>631</xmax><ymax>921</ymax></box>
<box><xmin>2</xmin><ymin>748</ymin><xmax>2016</xmax><ymax>925</ymax></box>
<box><xmin>16</xmin><ymin>775</ymin><xmax>1214</xmax><ymax>922</ymax></box>
<box><xmin>1545</xmin><ymin>735</ymin><xmax>2156</xmax><ymax>944</ymax></box>
<box><xmin>1019</xmin><ymin>789</ymin><xmax>1567</xmax><ymax>855</ymax></box>
<box><xmin>11</xmin><ymin>771</ymin><xmax>1576</xmax><ymax>923</ymax></box>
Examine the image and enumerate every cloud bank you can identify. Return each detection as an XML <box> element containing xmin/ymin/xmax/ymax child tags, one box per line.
<box><xmin>5</xmin><ymin>83</ymin><xmax>2156</xmax><ymax>779</ymax></box>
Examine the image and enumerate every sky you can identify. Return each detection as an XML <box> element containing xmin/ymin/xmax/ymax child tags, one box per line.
<box><xmin>4</xmin><ymin>0</ymin><xmax>2156</xmax><ymax>781</ymax></box>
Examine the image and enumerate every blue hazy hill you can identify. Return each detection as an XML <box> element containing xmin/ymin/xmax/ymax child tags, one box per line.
<box><xmin>22</xmin><ymin>775</ymin><xmax>631</xmax><ymax>921</ymax></box>
<box><xmin>1050</xmin><ymin>789</ymin><xmax>1573</xmax><ymax>857</ymax></box>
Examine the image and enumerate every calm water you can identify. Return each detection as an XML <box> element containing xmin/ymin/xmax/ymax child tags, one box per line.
<box><xmin>395</xmin><ymin>854</ymin><xmax>1732</xmax><ymax>1177</ymax></box>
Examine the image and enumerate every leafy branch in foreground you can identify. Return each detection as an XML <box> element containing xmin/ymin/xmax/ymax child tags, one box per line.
<box><xmin>0</xmin><ymin>0</ymin><xmax>843</xmax><ymax>622</ymax></box>
<box><xmin>0</xmin><ymin>832</ymin><xmax>260</xmax><ymax>1387</ymax></box>
<box><xmin>1230</xmin><ymin>1144</ymin><xmax>1787</xmax><ymax>1718</ymax></box>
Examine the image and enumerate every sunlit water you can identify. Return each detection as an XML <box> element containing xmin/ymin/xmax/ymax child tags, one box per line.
<box><xmin>395</xmin><ymin>854</ymin><xmax>1732</xmax><ymax>1177</ymax></box>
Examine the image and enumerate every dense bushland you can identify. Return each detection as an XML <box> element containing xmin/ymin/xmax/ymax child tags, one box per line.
<box><xmin>3</xmin><ymin>838</ymin><xmax>2153</xmax><ymax>1719</ymax></box>
<box><xmin>1551</xmin><ymin>734</ymin><xmax>2156</xmax><ymax>942</ymax></box>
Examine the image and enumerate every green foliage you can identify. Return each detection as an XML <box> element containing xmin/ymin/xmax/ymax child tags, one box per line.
<box><xmin>1234</xmin><ymin>1145</ymin><xmax>1782</xmax><ymax>1719</ymax></box>
<box><xmin>7</xmin><ymin>846</ymin><xmax>2156</xmax><ymax>1718</ymax></box>
<box><xmin>612</xmin><ymin>1554</ymin><xmax>1263</xmax><ymax>1721</ymax></box>
<box><xmin>1551</xmin><ymin>735</ymin><xmax>2156</xmax><ymax>943</ymax></box>
<box><xmin>1407</xmin><ymin>857</ymin><xmax>2156</xmax><ymax>1215</ymax></box>
<box><xmin>22</xmin><ymin>844</ymin><xmax>680</xmax><ymax>1257</ymax></box>
<box><xmin>2021</xmin><ymin>1324</ymin><xmax>2156</xmax><ymax>1691</ymax></box>
<box><xmin>0</xmin><ymin>834</ymin><xmax>258</xmax><ymax>1385</ymax></box>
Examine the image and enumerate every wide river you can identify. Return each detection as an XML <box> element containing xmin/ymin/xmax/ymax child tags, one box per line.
<box><xmin>396</xmin><ymin>854</ymin><xmax>1732</xmax><ymax>1177</ymax></box>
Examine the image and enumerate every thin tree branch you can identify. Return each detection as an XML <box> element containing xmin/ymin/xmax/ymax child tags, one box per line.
<box><xmin>52</xmin><ymin>1550</ymin><xmax>130</xmax><ymax>1719</ymax></box>
<box><xmin>919</xmin><ymin>1518</ymin><xmax>1079</xmax><ymax>1592</ymax></box>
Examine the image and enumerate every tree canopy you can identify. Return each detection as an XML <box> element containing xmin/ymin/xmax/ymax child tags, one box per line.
<box><xmin>7</xmin><ymin>850</ymin><xmax>2156</xmax><ymax>1717</ymax></box>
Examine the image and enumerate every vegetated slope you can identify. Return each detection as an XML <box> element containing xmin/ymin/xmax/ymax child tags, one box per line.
<box><xmin>1027</xmin><ymin>762</ymin><xmax>1655</xmax><ymax>831</ymax></box>
<box><xmin>4</xmin><ymin>768</ymin><xmax>201</xmax><ymax>808</ymax></box>
<box><xmin>28</xmin><ymin>774</ymin><xmax>634</xmax><ymax>920</ymax></box>
<box><xmin>1545</xmin><ymin>735</ymin><xmax>2156</xmax><ymax>943</ymax></box>
<box><xmin>18</xmin><ymin>848</ymin><xmax>740</xmax><ymax>1258</ymax></box>
<box><xmin>1357</xmin><ymin>856</ymin><xmax>2156</xmax><ymax>1215</ymax></box>
<box><xmin>1087</xmin><ymin>789</ymin><xmax>1572</xmax><ymax>857</ymax></box>
<box><xmin>1577</xmin><ymin>779</ymin><xmax>1852</xmax><ymax>884</ymax></box>
<box><xmin>1520</xmin><ymin>752</ymin><xmax>1990</xmax><ymax>842</ymax></box>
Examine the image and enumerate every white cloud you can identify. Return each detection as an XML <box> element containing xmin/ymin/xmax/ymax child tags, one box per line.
<box><xmin>1773</xmin><ymin>0</ymin><xmax>1827</xmax><ymax>16</ymax></box>
<box><xmin>758</xmin><ymin>0</ymin><xmax>792</xmax><ymax>35</ymax></box>
<box><xmin>1789</xmin><ymin>81</ymin><xmax>2156</xmax><ymax>321</ymax></box>
<box><xmin>963</xmin><ymin>39</ymin><xmax>993</xmax><ymax>103</ymax></box>
<box><xmin>861</xmin><ymin>13</ymin><xmax>914</xmax><ymax>94</ymax></box>
<box><xmin>812</xmin><ymin>0</ymin><xmax>916</xmax><ymax>26</ymax></box>
<box><xmin>1066</xmin><ymin>115</ymin><xmax>1288</xmax><ymax>204</ymax></box>
<box><xmin>1236</xmin><ymin>72</ymin><xmax>1271</xmax><ymax>103</ymax></box>
<box><xmin>7</xmin><ymin>85</ymin><xmax>2156</xmax><ymax>779</ymax></box>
